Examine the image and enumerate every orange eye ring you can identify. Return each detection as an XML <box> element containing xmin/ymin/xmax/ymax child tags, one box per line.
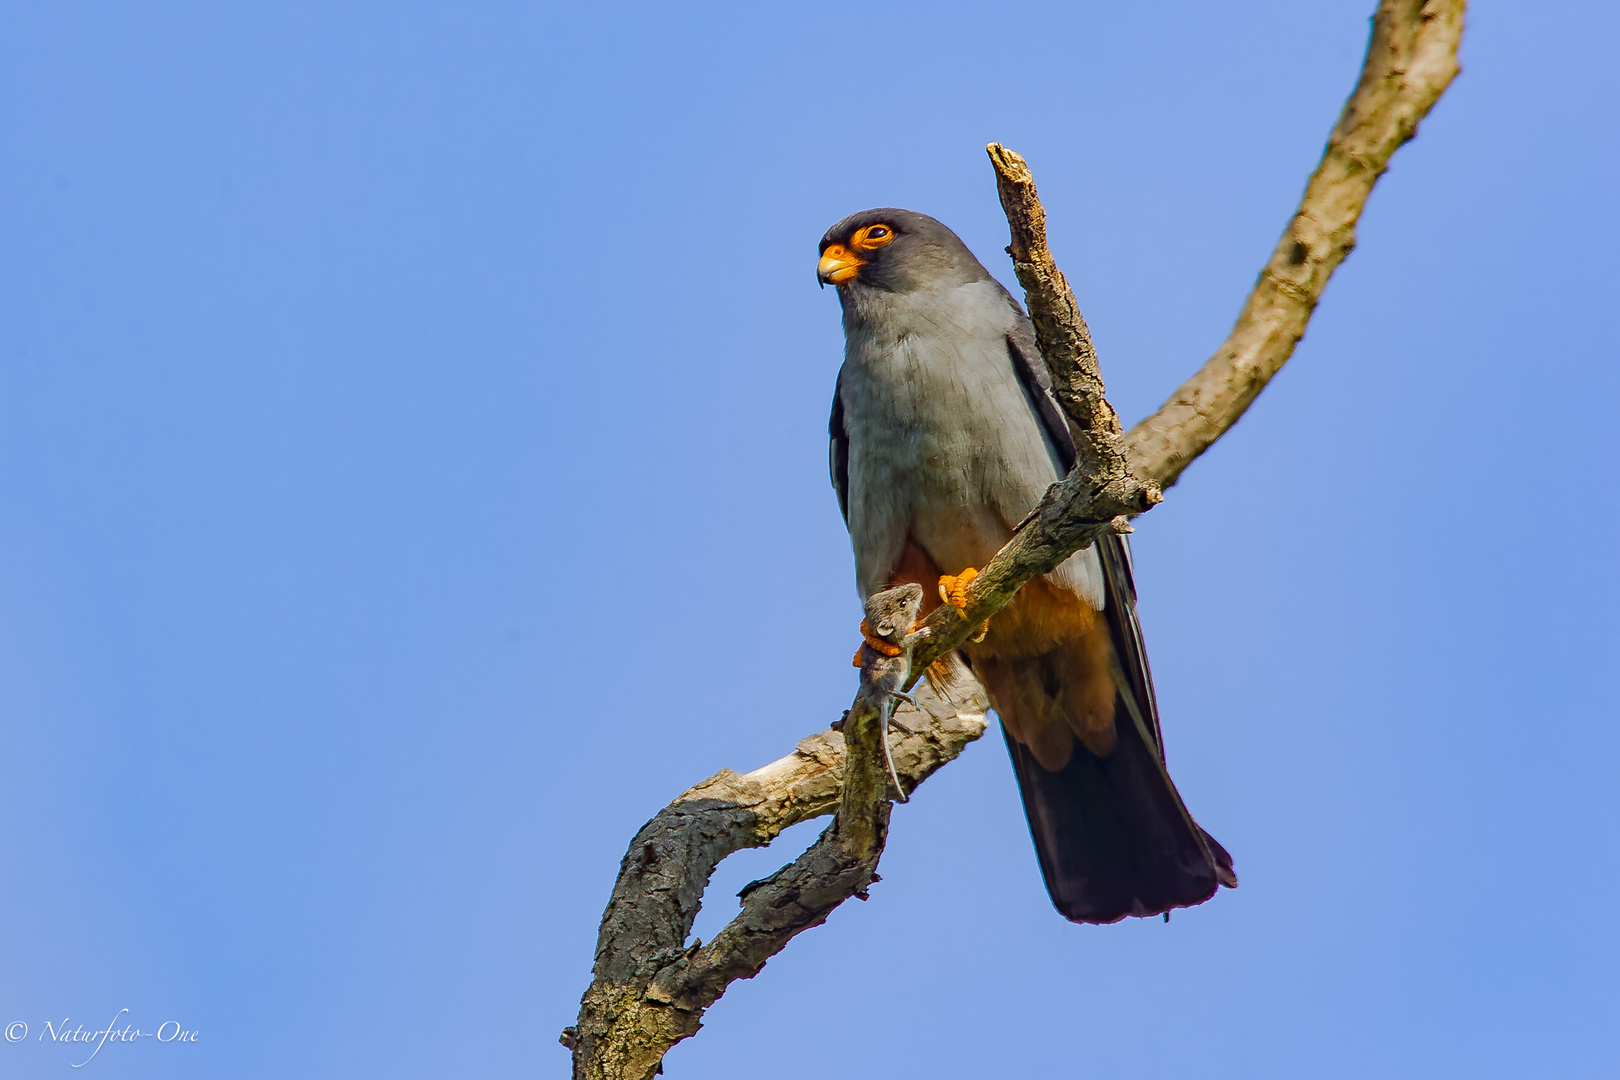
<box><xmin>852</xmin><ymin>224</ymin><xmax>896</xmax><ymax>252</ymax></box>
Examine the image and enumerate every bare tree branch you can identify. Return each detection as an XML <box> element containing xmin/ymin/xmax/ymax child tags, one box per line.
<box><xmin>1125</xmin><ymin>0</ymin><xmax>1465</xmax><ymax>489</ymax></box>
<box><xmin>568</xmin><ymin>2</ymin><xmax>1463</xmax><ymax>1076</ymax></box>
<box><xmin>987</xmin><ymin>142</ymin><xmax>1146</xmax><ymax>495</ymax></box>
<box><xmin>567</xmin><ymin>660</ymin><xmax>988</xmax><ymax>1080</ymax></box>
<box><xmin>900</xmin><ymin>0</ymin><xmax>1463</xmax><ymax>678</ymax></box>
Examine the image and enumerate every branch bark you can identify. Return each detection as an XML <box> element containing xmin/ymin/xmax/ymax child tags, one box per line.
<box><xmin>567</xmin><ymin>659</ymin><xmax>988</xmax><ymax>1080</ymax></box>
<box><xmin>903</xmin><ymin>0</ymin><xmax>1463</xmax><ymax>675</ymax></box>
<box><xmin>1125</xmin><ymin>0</ymin><xmax>1464</xmax><ymax>489</ymax></box>
<box><xmin>569</xmin><ymin>2</ymin><xmax>1463</xmax><ymax>1075</ymax></box>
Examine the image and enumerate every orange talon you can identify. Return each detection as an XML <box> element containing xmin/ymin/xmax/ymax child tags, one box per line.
<box><xmin>937</xmin><ymin>567</ymin><xmax>979</xmax><ymax>613</ymax></box>
<box><xmin>938</xmin><ymin>569</ymin><xmax>989</xmax><ymax>642</ymax></box>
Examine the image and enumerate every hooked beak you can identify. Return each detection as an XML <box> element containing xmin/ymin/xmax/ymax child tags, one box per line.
<box><xmin>817</xmin><ymin>244</ymin><xmax>864</xmax><ymax>288</ymax></box>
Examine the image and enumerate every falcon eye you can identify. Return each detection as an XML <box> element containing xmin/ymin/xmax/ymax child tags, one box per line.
<box><xmin>852</xmin><ymin>224</ymin><xmax>896</xmax><ymax>252</ymax></box>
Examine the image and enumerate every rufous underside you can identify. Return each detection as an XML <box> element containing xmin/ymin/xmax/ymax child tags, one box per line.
<box><xmin>886</xmin><ymin>536</ymin><xmax>1117</xmax><ymax>768</ymax></box>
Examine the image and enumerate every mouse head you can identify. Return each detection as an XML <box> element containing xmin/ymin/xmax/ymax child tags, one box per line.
<box><xmin>863</xmin><ymin>583</ymin><xmax>925</xmax><ymax>638</ymax></box>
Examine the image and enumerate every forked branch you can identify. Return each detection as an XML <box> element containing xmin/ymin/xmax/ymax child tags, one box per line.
<box><xmin>910</xmin><ymin>0</ymin><xmax>1465</xmax><ymax>670</ymax></box>
<box><xmin>566</xmin><ymin>660</ymin><xmax>989</xmax><ymax>1080</ymax></box>
<box><xmin>569</xmin><ymin>3</ymin><xmax>1463</xmax><ymax>1076</ymax></box>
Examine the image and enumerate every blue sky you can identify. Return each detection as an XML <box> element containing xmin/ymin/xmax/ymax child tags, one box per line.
<box><xmin>1</xmin><ymin>1</ymin><xmax>1615</xmax><ymax>1077</ymax></box>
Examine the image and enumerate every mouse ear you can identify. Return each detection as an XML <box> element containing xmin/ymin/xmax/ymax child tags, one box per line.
<box><xmin>875</xmin><ymin>619</ymin><xmax>896</xmax><ymax>635</ymax></box>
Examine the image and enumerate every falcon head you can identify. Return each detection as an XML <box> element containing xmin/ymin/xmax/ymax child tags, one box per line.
<box><xmin>817</xmin><ymin>208</ymin><xmax>989</xmax><ymax>293</ymax></box>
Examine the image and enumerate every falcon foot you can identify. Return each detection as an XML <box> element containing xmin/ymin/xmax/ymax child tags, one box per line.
<box><xmin>938</xmin><ymin>568</ymin><xmax>990</xmax><ymax>642</ymax></box>
<box><xmin>937</xmin><ymin>568</ymin><xmax>978</xmax><ymax>611</ymax></box>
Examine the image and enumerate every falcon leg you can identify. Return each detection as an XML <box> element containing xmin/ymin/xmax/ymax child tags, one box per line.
<box><xmin>937</xmin><ymin>567</ymin><xmax>977</xmax><ymax>610</ymax></box>
<box><xmin>938</xmin><ymin>569</ymin><xmax>990</xmax><ymax>643</ymax></box>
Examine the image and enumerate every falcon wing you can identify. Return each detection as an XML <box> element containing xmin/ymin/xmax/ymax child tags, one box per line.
<box><xmin>1005</xmin><ymin>328</ymin><xmax>1162</xmax><ymax>748</ymax></box>
<box><xmin>829</xmin><ymin>369</ymin><xmax>850</xmax><ymax>525</ymax></box>
<box><xmin>1005</xmin><ymin>322</ymin><xmax>1077</xmax><ymax>475</ymax></box>
<box><xmin>1006</xmin><ymin>324</ymin><xmax>1235</xmax><ymax>895</ymax></box>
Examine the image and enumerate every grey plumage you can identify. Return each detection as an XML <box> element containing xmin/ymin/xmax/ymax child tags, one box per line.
<box><xmin>821</xmin><ymin>207</ymin><xmax>1234</xmax><ymax>923</ymax></box>
<box><xmin>828</xmin><ymin>215</ymin><xmax>1103</xmax><ymax>609</ymax></box>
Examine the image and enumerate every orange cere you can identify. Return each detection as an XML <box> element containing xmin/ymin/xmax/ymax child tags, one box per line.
<box><xmin>817</xmin><ymin>243</ymin><xmax>864</xmax><ymax>285</ymax></box>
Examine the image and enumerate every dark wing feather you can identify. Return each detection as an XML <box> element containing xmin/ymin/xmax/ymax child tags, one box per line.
<box><xmin>1098</xmin><ymin>532</ymin><xmax>1166</xmax><ymax>755</ymax></box>
<box><xmin>1097</xmin><ymin>536</ymin><xmax>1235</xmax><ymax>878</ymax></box>
<box><xmin>1008</xmin><ymin>320</ymin><xmax>1163</xmax><ymax>751</ymax></box>
<box><xmin>1005</xmin><ymin>328</ymin><xmax>1077</xmax><ymax>475</ymax></box>
<box><xmin>1003</xmin><ymin>309</ymin><xmax>1237</xmax><ymax>901</ymax></box>
<box><xmin>829</xmin><ymin>369</ymin><xmax>849</xmax><ymax>525</ymax></box>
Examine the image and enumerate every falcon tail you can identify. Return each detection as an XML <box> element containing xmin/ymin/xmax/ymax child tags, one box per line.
<box><xmin>986</xmin><ymin>533</ymin><xmax>1235</xmax><ymax>924</ymax></box>
<box><xmin>1001</xmin><ymin>698</ymin><xmax>1233</xmax><ymax>924</ymax></box>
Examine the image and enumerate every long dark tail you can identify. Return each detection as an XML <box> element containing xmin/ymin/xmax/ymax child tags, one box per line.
<box><xmin>1002</xmin><ymin>690</ymin><xmax>1233</xmax><ymax>923</ymax></box>
<box><xmin>999</xmin><ymin>533</ymin><xmax>1234</xmax><ymax>924</ymax></box>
